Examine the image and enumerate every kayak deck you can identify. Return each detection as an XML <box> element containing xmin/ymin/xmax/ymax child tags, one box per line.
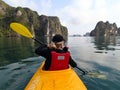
<box><xmin>25</xmin><ymin>61</ymin><xmax>87</xmax><ymax>90</ymax></box>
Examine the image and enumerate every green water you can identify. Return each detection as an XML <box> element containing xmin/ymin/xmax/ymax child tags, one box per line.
<box><xmin>0</xmin><ymin>37</ymin><xmax>36</xmax><ymax>66</ymax></box>
<box><xmin>0</xmin><ymin>36</ymin><xmax>120</xmax><ymax>90</ymax></box>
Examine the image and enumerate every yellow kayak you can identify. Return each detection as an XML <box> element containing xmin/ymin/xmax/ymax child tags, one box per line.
<box><xmin>25</xmin><ymin>61</ymin><xmax>87</xmax><ymax>90</ymax></box>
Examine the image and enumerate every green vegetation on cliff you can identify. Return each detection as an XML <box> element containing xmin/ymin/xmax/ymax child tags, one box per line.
<box><xmin>0</xmin><ymin>0</ymin><xmax>68</xmax><ymax>42</ymax></box>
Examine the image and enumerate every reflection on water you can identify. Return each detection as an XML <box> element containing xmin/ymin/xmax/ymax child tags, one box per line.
<box><xmin>94</xmin><ymin>36</ymin><xmax>116</xmax><ymax>50</ymax></box>
<box><xmin>0</xmin><ymin>57</ymin><xmax>43</xmax><ymax>90</ymax></box>
<box><xmin>0</xmin><ymin>37</ymin><xmax>36</xmax><ymax>66</ymax></box>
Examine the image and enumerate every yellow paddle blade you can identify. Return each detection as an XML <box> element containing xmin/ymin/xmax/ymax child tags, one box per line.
<box><xmin>10</xmin><ymin>23</ymin><xmax>34</xmax><ymax>38</ymax></box>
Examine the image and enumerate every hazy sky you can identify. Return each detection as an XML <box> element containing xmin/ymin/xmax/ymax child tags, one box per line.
<box><xmin>4</xmin><ymin>0</ymin><xmax>120</xmax><ymax>35</ymax></box>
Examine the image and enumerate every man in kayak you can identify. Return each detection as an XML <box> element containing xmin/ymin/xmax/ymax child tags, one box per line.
<box><xmin>35</xmin><ymin>34</ymin><xmax>77</xmax><ymax>70</ymax></box>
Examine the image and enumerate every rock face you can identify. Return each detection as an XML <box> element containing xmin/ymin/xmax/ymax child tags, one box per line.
<box><xmin>36</xmin><ymin>15</ymin><xmax>68</xmax><ymax>44</ymax></box>
<box><xmin>0</xmin><ymin>1</ymin><xmax>68</xmax><ymax>43</ymax></box>
<box><xmin>117</xmin><ymin>28</ymin><xmax>120</xmax><ymax>36</ymax></box>
<box><xmin>90</xmin><ymin>21</ymin><xmax>118</xmax><ymax>36</ymax></box>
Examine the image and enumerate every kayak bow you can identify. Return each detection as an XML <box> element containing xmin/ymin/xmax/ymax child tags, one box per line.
<box><xmin>25</xmin><ymin>61</ymin><xmax>87</xmax><ymax>90</ymax></box>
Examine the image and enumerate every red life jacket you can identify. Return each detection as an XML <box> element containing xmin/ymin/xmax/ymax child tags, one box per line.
<box><xmin>49</xmin><ymin>51</ymin><xmax>70</xmax><ymax>70</ymax></box>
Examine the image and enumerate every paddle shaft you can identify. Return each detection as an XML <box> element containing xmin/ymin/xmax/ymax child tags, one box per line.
<box><xmin>76</xmin><ymin>66</ymin><xmax>86</xmax><ymax>75</ymax></box>
<box><xmin>33</xmin><ymin>38</ymin><xmax>45</xmax><ymax>45</ymax></box>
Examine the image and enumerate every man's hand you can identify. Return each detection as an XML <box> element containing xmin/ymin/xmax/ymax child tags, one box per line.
<box><xmin>48</xmin><ymin>42</ymin><xmax>56</xmax><ymax>49</ymax></box>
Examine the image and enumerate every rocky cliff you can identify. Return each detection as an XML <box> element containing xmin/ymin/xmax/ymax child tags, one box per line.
<box><xmin>0</xmin><ymin>1</ymin><xmax>68</xmax><ymax>43</ymax></box>
<box><xmin>90</xmin><ymin>21</ymin><xmax>119</xmax><ymax>36</ymax></box>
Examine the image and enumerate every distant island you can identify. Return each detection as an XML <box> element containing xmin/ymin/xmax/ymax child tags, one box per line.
<box><xmin>90</xmin><ymin>21</ymin><xmax>120</xmax><ymax>37</ymax></box>
<box><xmin>70</xmin><ymin>21</ymin><xmax>120</xmax><ymax>37</ymax></box>
<box><xmin>69</xmin><ymin>34</ymin><xmax>81</xmax><ymax>37</ymax></box>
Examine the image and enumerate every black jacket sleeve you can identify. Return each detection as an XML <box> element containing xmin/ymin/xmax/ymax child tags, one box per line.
<box><xmin>35</xmin><ymin>44</ymin><xmax>51</xmax><ymax>70</ymax></box>
<box><xmin>69</xmin><ymin>56</ymin><xmax>77</xmax><ymax>67</ymax></box>
<box><xmin>35</xmin><ymin>44</ymin><xmax>49</xmax><ymax>58</ymax></box>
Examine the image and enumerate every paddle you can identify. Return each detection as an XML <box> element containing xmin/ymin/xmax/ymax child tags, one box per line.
<box><xmin>10</xmin><ymin>22</ymin><xmax>86</xmax><ymax>75</ymax></box>
<box><xmin>10</xmin><ymin>22</ymin><xmax>44</xmax><ymax>45</ymax></box>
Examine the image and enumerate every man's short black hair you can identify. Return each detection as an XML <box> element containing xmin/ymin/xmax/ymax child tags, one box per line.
<box><xmin>52</xmin><ymin>34</ymin><xmax>64</xmax><ymax>42</ymax></box>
